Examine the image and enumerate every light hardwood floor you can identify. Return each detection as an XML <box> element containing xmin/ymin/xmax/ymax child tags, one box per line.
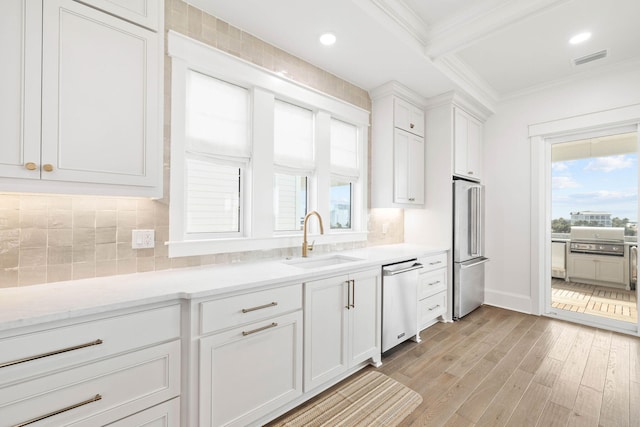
<box><xmin>370</xmin><ymin>306</ymin><xmax>640</xmax><ymax>427</ymax></box>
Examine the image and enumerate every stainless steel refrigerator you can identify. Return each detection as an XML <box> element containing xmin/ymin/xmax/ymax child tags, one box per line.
<box><xmin>453</xmin><ymin>178</ymin><xmax>489</xmax><ymax>319</ymax></box>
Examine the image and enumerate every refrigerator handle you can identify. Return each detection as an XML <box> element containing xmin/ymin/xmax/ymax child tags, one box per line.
<box><xmin>476</xmin><ymin>186</ymin><xmax>482</xmax><ymax>256</ymax></box>
<box><xmin>470</xmin><ymin>187</ymin><xmax>480</xmax><ymax>256</ymax></box>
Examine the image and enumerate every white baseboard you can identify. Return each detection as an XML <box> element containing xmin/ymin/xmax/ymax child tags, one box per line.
<box><xmin>484</xmin><ymin>289</ymin><xmax>533</xmax><ymax>314</ymax></box>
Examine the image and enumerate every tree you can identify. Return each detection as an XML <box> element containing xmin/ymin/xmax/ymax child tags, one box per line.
<box><xmin>551</xmin><ymin>217</ymin><xmax>571</xmax><ymax>233</ymax></box>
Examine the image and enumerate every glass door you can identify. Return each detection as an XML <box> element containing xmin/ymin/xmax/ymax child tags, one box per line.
<box><xmin>548</xmin><ymin>131</ymin><xmax>638</xmax><ymax>331</ymax></box>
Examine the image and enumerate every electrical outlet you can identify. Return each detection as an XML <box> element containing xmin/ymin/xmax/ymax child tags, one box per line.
<box><xmin>132</xmin><ymin>229</ymin><xmax>155</xmax><ymax>249</ymax></box>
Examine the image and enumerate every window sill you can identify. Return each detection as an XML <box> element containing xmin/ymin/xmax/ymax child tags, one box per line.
<box><xmin>167</xmin><ymin>232</ymin><xmax>368</xmax><ymax>258</ymax></box>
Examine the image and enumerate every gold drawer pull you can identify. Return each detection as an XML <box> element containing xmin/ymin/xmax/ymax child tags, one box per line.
<box><xmin>242</xmin><ymin>322</ymin><xmax>278</xmax><ymax>336</ymax></box>
<box><xmin>0</xmin><ymin>339</ymin><xmax>103</xmax><ymax>369</ymax></box>
<box><xmin>428</xmin><ymin>304</ymin><xmax>441</xmax><ymax>311</ymax></box>
<box><xmin>427</xmin><ymin>281</ymin><xmax>441</xmax><ymax>286</ymax></box>
<box><xmin>24</xmin><ymin>162</ymin><xmax>37</xmax><ymax>170</ymax></box>
<box><xmin>429</xmin><ymin>261</ymin><xmax>442</xmax><ymax>266</ymax></box>
<box><xmin>14</xmin><ymin>394</ymin><xmax>102</xmax><ymax>427</ymax></box>
<box><xmin>241</xmin><ymin>302</ymin><xmax>278</xmax><ymax>313</ymax></box>
<box><xmin>42</xmin><ymin>164</ymin><xmax>54</xmax><ymax>172</ymax></box>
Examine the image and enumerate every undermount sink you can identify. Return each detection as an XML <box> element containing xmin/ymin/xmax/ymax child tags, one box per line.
<box><xmin>284</xmin><ymin>255</ymin><xmax>364</xmax><ymax>269</ymax></box>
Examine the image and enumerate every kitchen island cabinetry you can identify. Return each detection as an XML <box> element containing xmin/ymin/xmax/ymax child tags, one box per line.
<box><xmin>303</xmin><ymin>268</ymin><xmax>381</xmax><ymax>392</ymax></box>
<box><xmin>371</xmin><ymin>82</ymin><xmax>426</xmax><ymax>207</ymax></box>
<box><xmin>196</xmin><ymin>284</ymin><xmax>303</xmax><ymax>427</ymax></box>
<box><xmin>453</xmin><ymin>107</ymin><xmax>483</xmax><ymax>181</ymax></box>
<box><xmin>0</xmin><ymin>0</ymin><xmax>163</xmax><ymax>197</ymax></box>
<box><xmin>0</xmin><ymin>304</ymin><xmax>181</xmax><ymax>426</ymax></box>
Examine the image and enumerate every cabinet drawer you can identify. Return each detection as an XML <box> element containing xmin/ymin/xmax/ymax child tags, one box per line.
<box><xmin>0</xmin><ymin>340</ymin><xmax>180</xmax><ymax>427</ymax></box>
<box><xmin>74</xmin><ymin>0</ymin><xmax>161</xmax><ymax>31</ymax></box>
<box><xmin>0</xmin><ymin>304</ymin><xmax>180</xmax><ymax>385</ymax></box>
<box><xmin>107</xmin><ymin>397</ymin><xmax>180</xmax><ymax>426</ymax></box>
<box><xmin>394</xmin><ymin>98</ymin><xmax>424</xmax><ymax>136</ymax></box>
<box><xmin>419</xmin><ymin>253</ymin><xmax>447</xmax><ymax>272</ymax></box>
<box><xmin>419</xmin><ymin>291</ymin><xmax>446</xmax><ymax>325</ymax></box>
<box><xmin>419</xmin><ymin>269</ymin><xmax>447</xmax><ymax>299</ymax></box>
<box><xmin>200</xmin><ymin>284</ymin><xmax>302</xmax><ymax>335</ymax></box>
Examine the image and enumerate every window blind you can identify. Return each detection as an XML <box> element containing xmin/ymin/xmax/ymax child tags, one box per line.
<box><xmin>274</xmin><ymin>100</ymin><xmax>314</xmax><ymax>170</ymax></box>
<box><xmin>330</xmin><ymin>118</ymin><xmax>359</xmax><ymax>177</ymax></box>
<box><xmin>185</xmin><ymin>157</ymin><xmax>241</xmax><ymax>233</ymax></box>
<box><xmin>186</xmin><ymin>70</ymin><xmax>250</xmax><ymax>158</ymax></box>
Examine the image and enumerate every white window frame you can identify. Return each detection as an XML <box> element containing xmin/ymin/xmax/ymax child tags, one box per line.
<box><xmin>167</xmin><ymin>31</ymin><xmax>369</xmax><ymax>257</ymax></box>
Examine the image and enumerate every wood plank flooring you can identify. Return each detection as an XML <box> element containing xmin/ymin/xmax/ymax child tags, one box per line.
<box><xmin>551</xmin><ymin>279</ymin><xmax>637</xmax><ymax>323</ymax></box>
<box><xmin>370</xmin><ymin>306</ymin><xmax>640</xmax><ymax>427</ymax></box>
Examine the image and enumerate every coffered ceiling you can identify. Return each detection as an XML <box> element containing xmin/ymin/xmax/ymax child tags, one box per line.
<box><xmin>186</xmin><ymin>0</ymin><xmax>640</xmax><ymax>111</ymax></box>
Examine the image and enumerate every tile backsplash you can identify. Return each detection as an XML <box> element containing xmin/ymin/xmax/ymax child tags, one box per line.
<box><xmin>0</xmin><ymin>1</ymin><xmax>404</xmax><ymax>288</ymax></box>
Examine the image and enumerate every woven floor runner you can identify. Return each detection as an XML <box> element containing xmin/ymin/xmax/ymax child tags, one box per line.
<box><xmin>270</xmin><ymin>371</ymin><xmax>422</xmax><ymax>427</ymax></box>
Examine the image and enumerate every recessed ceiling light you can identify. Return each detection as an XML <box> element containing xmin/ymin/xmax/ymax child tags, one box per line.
<box><xmin>569</xmin><ymin>32</ymin><xmax>591</xmax><ymax>45</ymax></box>
<box><xmin>319</xmin><ymin>33</ymin><xmax>336</xmax><ymax>46</ymax></box>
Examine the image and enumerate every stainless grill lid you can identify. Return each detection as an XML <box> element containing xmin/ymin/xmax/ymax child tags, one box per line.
<box><xmin>569</xmin><ymin>226</ymin><xmax>624</xmax><ymax>243</ymax></box>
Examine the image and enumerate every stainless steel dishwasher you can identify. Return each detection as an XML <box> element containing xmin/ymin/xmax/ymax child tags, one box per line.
<box><xmin>382</xmin><ymin>259</ymin><xmax>423</xmax><ymax>352</ymax></box>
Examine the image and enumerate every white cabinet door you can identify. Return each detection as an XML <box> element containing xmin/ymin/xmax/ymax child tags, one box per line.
<box><xmin>74</xmin><ymin>0</ymin><xmax>161</xmax><ymax>30</ymax></box>
<box><xmin>41</xmin><ymin>0</ymin><xmax>160</xmax><ymax>188</ymax></box>
<box><xmin>454</xmin><ymin>108</ymin><xmax>483</xmax><ymax>181</ymax></box>
<box><xmin>304</xmin><ymin>269</ymin><xmax>381</xmax><ymax>391</ymax></box>
<box><xmin>349</xmin><ymin>269</ymin><xmax>381</xmax><ymax>367</ymax></box>
<box><xmin>596</xmin><ymin>258</ymin><xmax>624</xmax><ymax>284</ymax></box>
<box><xmin>0</xmin><ymin>0</ymin><xmax>41</xmax><ymax>179</ymax></box>
<box><xmin>304</xmin><ymin>276</ymin><xmax>349</xmax><ymax>391</ymax></box>
<box><xmin>568</xmin><ymin>255</ymin><xmax>596</xmax><ymax>280</ymax></box>
<box><xmin>106</xmin><ymin>397</ymin><xmax>180</xmax><ymax>427</ymax></box>
<box><xmin>394</xmin><ymin>129</ymin><xmax>425</xmax><ymax>205</ymax></box>
<box><xmin>394</xmin><ymin>98</ymin><xmax>424</xmax><ymax>137</ymax></box>
<box><xmin>199</xmin><ymin>311</ymin><xmax>303</xmax><ymax>427</ymax></box>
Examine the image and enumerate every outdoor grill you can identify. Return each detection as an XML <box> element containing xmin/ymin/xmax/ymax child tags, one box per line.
<box><xmin>569</xmin><ymin>226</ymin><xmax>625</xmax><ymax>256</ymax></box>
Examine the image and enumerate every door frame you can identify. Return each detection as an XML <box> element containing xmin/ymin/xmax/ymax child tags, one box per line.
<box><xmin>530</xmin><ymin>103</ymin><xmax>640</xmax><ymax>335</ymax></box>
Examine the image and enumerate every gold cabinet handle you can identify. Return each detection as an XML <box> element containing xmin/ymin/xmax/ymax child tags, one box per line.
<box><xmin>242</xmin><ymin>322</ymin><xmax>278</xmax><ymax>336</ymax></box>
<box><xmin>428</xmin><ymin>281</ymin><xmax>441</xmax><ymax>286</ymax></box>
<box><xmin>410</xmin><ymin>123</ymin><xmax>415</xmax><ymax>129</ymax></box>
<box><xmin>0</xmin><ymin>339</ymin><xmax>103</xmax><ymax>369</ymax></box>
<box><xmin>13</xmin><ymin>394</ymin><xmax>102</xmax><ymax>427</ymax></box>
<box><xmin>25</xmin><ymin>162</ymin><xmax>38</xmax><ymax>171</ymax></box>
<box><xmin>42</xmin><ymin>164</ymin><xmax>54</xmax><ymax>172</ymax></box>
<box><xmin>241</xmin><ymin>302</ymin><xmax>277</xmax><ymax>313</ymax></box>
<box><xmin>428</xmin><ymin>304</ymin><xmax>441</xmax><ymax>311</ymax></box>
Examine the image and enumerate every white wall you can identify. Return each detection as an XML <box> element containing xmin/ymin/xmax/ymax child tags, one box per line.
<box><xmin>483</xmin><ymin>63</ymin><xmax>640</xmax><ymax>313</ymax></box>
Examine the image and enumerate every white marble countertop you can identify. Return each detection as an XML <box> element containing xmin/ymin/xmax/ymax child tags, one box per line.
<box><xmin>0</xmin><ymin>244</ymin><xmax>447</xmax><ymax>333</ymax></box>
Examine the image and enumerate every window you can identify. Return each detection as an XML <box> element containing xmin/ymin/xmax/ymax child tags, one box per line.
<box><xmin>273</xmin><ymin>101</ymin><xmax>314</xmax><ymax>231</ymax></box>
<box><xmin>329</xmin><ymin>119</ymin><xmax>359</xmax><ymax>230</ymax></box>
<box><xmin>183</xmin><ymin>70</ymin><xmax>249</xmax><ymax>237</ymax></box>
<box><xmin>168</xmin><ymin>32</ymin><xmax>369</xmax><ymax>257</ymax></box>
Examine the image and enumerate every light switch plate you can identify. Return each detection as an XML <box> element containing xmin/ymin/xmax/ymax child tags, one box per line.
<box><xmin>132</xmin><ymin>229</ymin><xmax>155</xmax><ymax>249</ymax></box>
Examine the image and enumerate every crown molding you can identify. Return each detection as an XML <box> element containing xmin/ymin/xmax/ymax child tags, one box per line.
<box><xmin>369</xmin><ymin>80</ymin><xmax>427</xmax><ymax>107</ymax></box>
<box><xmin>432</xmin><ymin>54</ymin><xmax>498</xmax><ymax>114</ymax></box>
<box><xmin>500</xmin><ymin>57</ymin><xmax>640</xmax><ymax>102</ymax></box>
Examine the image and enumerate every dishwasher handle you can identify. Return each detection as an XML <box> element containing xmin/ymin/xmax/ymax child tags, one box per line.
<box><xmin>383</xmin><ymin>263</ymin><xmax>423</xmax><ymax>276</ymax></box>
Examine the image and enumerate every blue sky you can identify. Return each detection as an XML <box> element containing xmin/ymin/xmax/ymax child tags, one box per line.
<box><xmin>552</xmin><ymin>154</ymin><xmax>638</xmax><ymax>221</ymax></box>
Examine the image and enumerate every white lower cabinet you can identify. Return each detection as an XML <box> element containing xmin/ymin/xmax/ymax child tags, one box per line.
<box><xmin>304</xmin><ymin>268</ymin><xmax>381</xmax><ymax>392</ymax></box>
<box><xmin>417</xmin><ymin>252</ymin><xmax>448</xmax><ymax>332</ymax></box>
<box><xmin>196</xmin><ymin>285</ymin><xmax>303</xmax><ymax>427</ymax></box>
<box><xmin>0</xmin><ymin>304</ymin><xmax>181</xmax><ymax>427</ymax></box>
<box><xmin>107</xmin><ymin>398</ymin><xmax>180</xmax><ymax>426</ymax></box>
<box><xmin>568</xmin><ymin>254</ymin><xmax>625</xmax><ymax>286</ymax></box>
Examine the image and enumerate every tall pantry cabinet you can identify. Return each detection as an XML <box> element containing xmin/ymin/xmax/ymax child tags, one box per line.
<box><xmin>0</xmin><ymin>0</ymin><xmax>163</xmax><ymax>197</ymax></box>
<box><xmin>370</xmin><ymin>81</ymin><xmax>426</xmax><ymax>208</ymax></box>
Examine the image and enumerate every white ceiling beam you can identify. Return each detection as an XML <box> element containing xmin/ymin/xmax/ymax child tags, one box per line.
<box><xmin>425</xmin><ymin>0</ymin><xmax>571</xmax><ymax>59</ymax></box>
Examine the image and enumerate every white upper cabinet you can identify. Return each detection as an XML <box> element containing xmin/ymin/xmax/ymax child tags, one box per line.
<box><xmin>394</xmin><ymin>98</ymin><xmax>424</xmax><ymax>137</ymax></box>
<box><xmin>74</xmin><ymin>0</ymin><xmax>161</xmax><ymax>30</ymax></box>
<box><xmin>0</xmin><ymin>0</ymin><xmax>42</xmax><ymax>180</ymax></box>
<box><xmin>371</xmin><ymin>82</ymin><xmax>426</xmax><ymax>208</ymax></box>
<box><xmin>0</xmin><ymin>0</ymin><xmax>163</xmax><ymax>197</ymax></box>
<box><xmin>453</xmin><ymin>107</ymin><xmax>483</xmax><ymax>181</ymax></box>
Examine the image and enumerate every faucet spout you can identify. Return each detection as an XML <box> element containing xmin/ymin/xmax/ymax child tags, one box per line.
<box><xmin>302</xmin><ymin>211</ymin><xmax>324</xmax><ymax>257</ymax></box>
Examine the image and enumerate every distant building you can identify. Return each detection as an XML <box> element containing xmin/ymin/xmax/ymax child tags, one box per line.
<box><xmin>570</xmin><ymin>211</ymin><xmax>612</xmax><ymax>227</ymax></box>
